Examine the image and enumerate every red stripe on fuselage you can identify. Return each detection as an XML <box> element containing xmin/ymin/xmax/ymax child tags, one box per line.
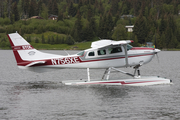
<box><xmin>20</xmin><ymin>53</ymin><xmax>154</xmax><ymax>67</ymax></box>
<box><xmin>131</xmin><ymin>47</ymin><xmax>155</xmax><ymax>50</ymax></box>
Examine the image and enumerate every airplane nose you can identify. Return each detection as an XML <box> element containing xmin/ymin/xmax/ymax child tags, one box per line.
<box><xmin>154</xmin><ymin>49</ymin><xmax>161</xmax><ymax>54</ymax></box>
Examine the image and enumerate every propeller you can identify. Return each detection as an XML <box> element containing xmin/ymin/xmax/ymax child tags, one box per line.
<box><xmin>156</xmin><ymin>53</ymin><xmax>160</xmax><ymax>63</ymax></box>
<box><xmin>154</xmin><ymin>49</ymin><xmax>160</xmax><ymax>63</ymax></box>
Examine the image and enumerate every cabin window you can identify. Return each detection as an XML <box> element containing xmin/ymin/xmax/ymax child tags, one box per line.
<box><xmin>88</xmin><ymin>51</ymin><xmax>95</xmax><ymax>56</ymax></box>
<box><xmin>108</xmin><ymin>47</ymin><xmax>122</xmax><ymax>54</ymax></box>
<box><xmin>98</xmin><ymin>49</ymin><xmax>106</xmax><ymax>55</ymax></box>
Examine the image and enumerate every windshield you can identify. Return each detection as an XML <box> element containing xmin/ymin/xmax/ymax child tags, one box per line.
<box><xmin>77</xmin><ymin>51</ymin><xmax>84</xmax><ymax>56</ymax></box>
<box><xmin>127</xmin><ymin>44</ymin><xmax>133</xmax><ymax>51</ymax></box>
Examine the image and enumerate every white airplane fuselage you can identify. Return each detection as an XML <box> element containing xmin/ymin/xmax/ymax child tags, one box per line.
<box><xmin>17</xmin><ymin>45</ymin><xmax>157</xmax><ymax>71</ymax></box>
<box><xmin>47</xmin><ymin>47</ymin><xmax>156</xmax><ymax>69</ymax></box>
<box><xmin>8</xmin><ymin>33</ymin><xmax>159</xmax><ymax>72</ymax></box>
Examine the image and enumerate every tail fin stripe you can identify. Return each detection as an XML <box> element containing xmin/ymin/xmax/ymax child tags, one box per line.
<box><xmin>12</xmin><ymin>45</ymin><xmax>34</xmax><ymax>51</ymax></box>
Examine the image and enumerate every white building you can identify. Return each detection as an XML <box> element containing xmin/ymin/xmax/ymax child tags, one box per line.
<box><xmin>125</xmin><ymin>25</ymin><xmax>134</xmax><ymax>32</ymax></box>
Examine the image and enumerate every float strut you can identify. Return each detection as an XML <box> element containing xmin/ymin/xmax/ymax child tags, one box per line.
<box><xmin>137</xmin><ymin>69</ymin><xmax>140</xmax><ymax>76</ymax></box>
<box><xmin>87</xmin><ymin>68</ymin><xmax>90</xmax><ymax>81</ymax></box>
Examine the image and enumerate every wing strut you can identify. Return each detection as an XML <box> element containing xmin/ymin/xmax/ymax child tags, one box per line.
<box><xmin>122</xmin><ymin>44</ymin><xmax>129</xmax><ymax>67</ymax></box>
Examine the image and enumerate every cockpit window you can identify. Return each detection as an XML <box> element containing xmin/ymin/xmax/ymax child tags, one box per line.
<box><xmin>127</xmin><ymin>44</ymin><xmax>133</xmax><ymax>51</ymax></box>
<box><xmin>98</xmin><ymin>49</ymin><xmax>106</xmax><ymax>55</ymax></box>
<box><xmin>88</xmin><ymin>51</ymin><xmax>95</xmax><ymax>56</ymax></box>
<box><xmin>77</xmin><ymin>51</ymin><xmax>84</xmax><ymax>56</ymax></box>
<box><xmin>108</xmin><ymin>47</ymin><xmax>122</xmax><ymax>54</ymax></box>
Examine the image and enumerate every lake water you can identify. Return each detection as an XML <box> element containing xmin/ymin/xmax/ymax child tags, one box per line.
<box><xmin>0</xmin><ymin>50</ymin><xmax>180</xmax><ymax>120</ymax></box>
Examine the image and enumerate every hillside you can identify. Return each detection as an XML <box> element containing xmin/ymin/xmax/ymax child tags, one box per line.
<box><xmin>0</xmin><ymin>0</ymin><xmax>180</xmax><ymax>49</ymax></box>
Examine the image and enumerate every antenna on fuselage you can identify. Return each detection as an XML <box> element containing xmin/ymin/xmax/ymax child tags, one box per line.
<box><xmin>64</xmin><ymin>50</ymin><xmax>70</xmax><ymax>55</ymax></box>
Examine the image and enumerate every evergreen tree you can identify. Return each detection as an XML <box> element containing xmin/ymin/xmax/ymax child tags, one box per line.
<box><xmin>83</xmin><ymin>22</ymin><xmax>95</xmax><ymax>41</ymax></box>
<box><xmin>78</xmin><ymin>0</ymin><xmax>83</xmax><ymax>9</ymax></box>
<box><xmin>27</xmin><ymin>36</ymin><xmax>31</xmax><ymax>43</ymax></box>
<box><xmin>55</xmin><ymin>35</ymin><xmax>59</xmax><ymax>44</ymax></box>
<box><xmin>12</xmin><ymin>1</ymin><xmax>19</xmax><ymax>21</ymax></box>
<box><xmin>110</xmin><ymin>0</ymin><xmax>119</xmax><ymax>16</ymax></box>
<box><xmin>98</xmin><ymin>15</ymin><xmax>103</xmax><ymax>38</ymax></box>
<box><xmin>87</xmin><ymin>6</ymin><xmax>93</xmax><ymax>22</ymax></box>
<box><xmin>98</xmin><ymin>0</ymin><xmax>104</xmax><ymax>15</ymax></box>
<box><xmin>47</xmin><ymin>36</ymin><xmax>51</xmax><ymax>44</ymax></box>
<box><xmin>35</xmin><ymin>38</ymin><xmax>39</xmax><ymax>43</ymax></box>
<box><xmin>89</xmin><ymin>17</ymin><xmax>97</xmax><ymax>35</ymax></box>
<box><xmin>102</xmin><ymin>14</ymin><xmax>108</xmax><ymax>38</ymax></box>
<box><xmin>164</xmin><ymin>26</ymin><xmax>172</xmax><ymax>48</ymax></box>
<box><xmin>160</xmin><ymin>32</ymin><xmax>166</xmax><ymax>48</ymax></box>
<box><xmin>37</xmin><ymin>0</ymin><xmax>43</xmax><ymax>15</ymax></box>
<box><xmin>29</xmin><ymin>0</ymin><xmax>37</xmax><ymax>17</ymax></box>
<box><xmin>51</xmin><ymin>36</ymin><xmax>55</xmax><ymax>45</ymax></box>
<box><xmin>154</xmin><ymin>33</ymin><xmax>161</xmax><ymax>49</ymax></box>
<box><xmin>73</xmin><ymin>10</ymin><xmax>83</xmax><ymax>42</ymax></box>
<box><xmin>24</xmin><ymin>0</ymin><xmax>30</xmax><ymax>18</ymax></box>
<box><xmin>42</xmin><ymin>34</ymin><xmax>45</xmax><ymax>44</ymax></box>
<box><xmin>106</xmin><ymin>11</ymin><xmax>114</xmax><ymax>38</ymax></box>
<box><xmin>168</xmin><ymin>15</ymin><xmax>176</xmax><ymax>33</ymax></box>
<box><xmin>112</xmin><ymin>24</ymin><xmax>127</xmax><ymax>40</ymax></box>
<box><xmin>52</xmin><ymin>0</ymin><xmax>58</xmax><ymax>15</ymax></box>
<box><xmin>41</xmin><ymin>3</ymin><xmax>48</xmax><ymax>19</ymax></box>
<box><xmin>58</xmin><ymin>11</ymin><xmax>64</xmax><ymax>21</ymax></box>
<box><xmin>66</xmin><ymin>35</ymin><xmax>74</xmax><ymax>45</ymax></box>
<box><xmin>113</xmin><ymin>13</ymin><xmax>119</xmax><ymax>27</ymax></box>
<box><xmin>48</xmin><ymin>0</ymin><xmax>53</xmax><ymax>14</ymax></box>
<box><xmin>68</xmin><ymin>2</ymin><xmax>76</xmax><ymax>17</ymax></box>
<box><xmin>159</xmin><ymin>15</ymin><xmax>167</xmax><ymax>34</ymax></box>
<box><xmin>133</xmin><ymin>14</ymin><xmax>148</xmax><ymax>44</ymax></box>
<box><xmin>168</xmin><ymin>34</ymin><xmax>178</xmax><ymax>48</ymax></box>
<box><xmin>131</xmin><ymin>35</ymin><xmax>139</xmax><ymax>47</ymax></box>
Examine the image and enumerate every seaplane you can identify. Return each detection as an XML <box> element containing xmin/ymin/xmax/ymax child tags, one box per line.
<box><xmin>7</xmin><ymin>32</ymin><xmax>172</xmax><ymax>86</ymax></box>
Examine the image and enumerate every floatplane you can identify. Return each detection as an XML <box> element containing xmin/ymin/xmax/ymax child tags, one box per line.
<box><xmin>8</xmin><ymin>32</ymin><xmax>171</xmax><ymax>86</ymax></box>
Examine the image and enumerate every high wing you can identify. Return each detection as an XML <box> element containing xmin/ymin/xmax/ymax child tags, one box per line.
<box><xmin>91</xmin><ymin>40</ymin><xmax>134</xmax><ymax>49</ymax></box>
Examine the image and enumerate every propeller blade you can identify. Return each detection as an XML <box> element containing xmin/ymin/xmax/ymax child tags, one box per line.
<box><xmin>156</xmin><ymin>53</ymin><xmax>160</xmax><ymax>63</ymax></box>
<box><xmin>154</xmin><ymin>49</ymin><xmax>160</xmax><ymax>63</ymax></box>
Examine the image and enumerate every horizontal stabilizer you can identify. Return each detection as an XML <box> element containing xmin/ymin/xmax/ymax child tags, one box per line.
<box><xmin>26</xmin><ymin>61</ymin><xmax>46</xmax><ymax>67</ymax></box>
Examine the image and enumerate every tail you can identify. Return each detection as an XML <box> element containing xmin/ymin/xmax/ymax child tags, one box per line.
<box><xmin>8</xmin><ymin>33</ymin><xmax>35</xmax><ymax>66</ymax></box>
<box><xmin>7</xmin><ymin>32</ymin><xmax>59</xmax><ymax>68</ymax></box>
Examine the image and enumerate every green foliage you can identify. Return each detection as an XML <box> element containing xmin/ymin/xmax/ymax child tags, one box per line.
<box><xmin>42</xmin><ymin>34</ymin><xmax>45</xmax><ymax>44</ymax></box>
<box><xmin>0</xmin><ymin>18</ymin><xmax>11</xmax><ymax>25</ymax></box>
<box><xmin>131</xmin><ymin>35</ymin><xmax>140</xmax><ymax>47</ymax></box>
<box><xmin>1</xmin><ymin>0</ymin><xmax>180</xmax><ymax>49</ymax></box>
<box><xmin>35</xmin><ymin>37</ymin><xmax>39</xmax><ymax>43</ymax></box>
<box><xmin>133</xmin><ymin>15</ymin><xmax>148</xmax><ymax>44</ymax></box>
<box><xmin>66</xmin><ymin>35</ymin><xmax>74</xmax><ymax>45</ymax></box>
<box><xmin>112</xmin><ymin>24</ymin><xmax>127</xmax><ymax>40</ymax></box>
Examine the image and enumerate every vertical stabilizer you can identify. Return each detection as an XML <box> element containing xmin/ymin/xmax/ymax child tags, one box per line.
<box><xmin>7</xmin><ymin>33</ymin><xmax>61</xmax><ymax>67</ymax></box>
<box><xmin>7</xmin><ymin>33</ymin><xmax>34</xmax><ymax>65</ymax></box>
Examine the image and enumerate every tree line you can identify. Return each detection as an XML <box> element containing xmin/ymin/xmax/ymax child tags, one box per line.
<box><xmin>1</xmin><ymin>0</ymin><xmax>180</xmax><ymax>49</ymax></box>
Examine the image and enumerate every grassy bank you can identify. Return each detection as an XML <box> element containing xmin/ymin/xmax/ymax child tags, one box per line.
<box><xmin>0</xmin><ymin>31</ymin><xmax>93</xmax><ymax>50</ymax></box>
<box><xmin>31</xmin><ymin>41</ymin><xmax>92</xmax><ymax>50</ymax></box>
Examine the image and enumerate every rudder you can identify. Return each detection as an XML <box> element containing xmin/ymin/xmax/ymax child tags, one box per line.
<box><xmin>7</xmin><ymin>33</ymin><xmax>35</xmax><ymax>65</ymax></box>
